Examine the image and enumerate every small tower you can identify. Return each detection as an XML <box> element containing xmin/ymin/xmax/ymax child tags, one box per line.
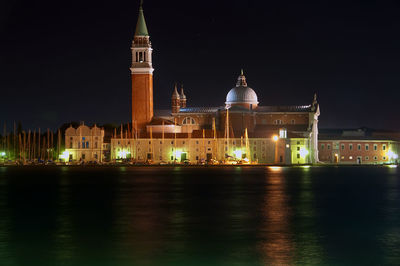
<box><xmin>180</xmin><ymin>84</ymin><xmax>187</xmax><ymax>108</ymax></box>
<box><xmin>171</xmin><ymin>83</ymin><xmax>180</xmax><ymax>113</ymax></box>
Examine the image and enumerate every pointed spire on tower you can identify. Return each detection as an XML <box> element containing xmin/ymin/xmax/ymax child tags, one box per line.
<box><xmin>172</xmin><ymin>83</ymin><xmax>180</xmax><ymax>99</ymax></box>
<box><xmin>180</xmin><ymin>84</ymin><xmax>186</xmax><ymax>99</ymax></box>
<box><xmin>135</xmin><ymin>0</ymin><xmax>149</xmax><ymax>36</ymax></box>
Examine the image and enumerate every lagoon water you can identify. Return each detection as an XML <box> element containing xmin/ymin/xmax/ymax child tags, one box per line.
<box><xmin>0</xmin><ymin>166</ymin><xmax>399</xmax><ymax>265</ymax></box>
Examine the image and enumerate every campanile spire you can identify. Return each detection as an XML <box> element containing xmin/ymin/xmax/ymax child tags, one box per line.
<box><xmin>131</xmin><ymin>0</ymin><xmax>154</xmax><ymax>130</ymax></box>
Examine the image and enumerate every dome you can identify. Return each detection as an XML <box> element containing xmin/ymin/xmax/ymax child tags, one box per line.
<box><xmin>225</xmin><ymin>71</ymin><xmax>258</xmax><ymax>106</ymax></box>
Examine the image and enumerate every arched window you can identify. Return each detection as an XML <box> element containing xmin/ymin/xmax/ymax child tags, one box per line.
<box><xmin>182</xmin><ymin>117</ymin><xmax>196</xmax><ymax>125</ymax></box>
<box><xmin>274</xmin><ymin>119</ymin><xmax>283</xmax><ymax>125</ymax></box>
<box><xmin>139</xmin><ymin>52</ymin><xmax>143</xmax><ymax>62</ymax></box>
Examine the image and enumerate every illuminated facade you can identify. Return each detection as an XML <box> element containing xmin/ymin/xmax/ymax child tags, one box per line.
<box><xmin>64</xmin><ymin>124</ymin><xmax>105</xmax><ymax>162</ymax></box>
<box><xmin>109</xmin><ymin>3</ymin><xmax>320</xmax><ymax>164</ymax></box>
<box><xmin>318</xmin><ymin>128</ymin><xmax>399</xmax><ymax>164</ymax></box>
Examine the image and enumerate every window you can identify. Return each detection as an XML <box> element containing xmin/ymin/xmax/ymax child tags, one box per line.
<box><xmin>365</xmin><ymin>144</ymin><xmax>369</xmax><ymax>151</ymax></box>
<box><xmin>341</xmin><ymin>144</ymin><xmax>345</xmax><ymax>150</ymax></box>
<box><xmin>139</xmin><ymin>52</ymin><xmax>143</xmax><ymax>62</ymax></box>
<box><xmin>365</xmin><ymin>156</ymin><xmax>369</xmax><ymax>160</ymax></box>
<box><xmin>321</xmin><ymin>144</ymin><xmax>325</xmax><ymax>150</ymax></box>
<box><xmin>374</xmin><ymin>144</ymin><xmax>377</xmax><ymax>151</ymax></box>
<box><xmin>357</xmin><ymin>144</ymin><xmax>361</xmax><ymax>150</ymax></box>
<box><xmin>160</xmin><ymin>141</ymin><xmax>162</xmax><ymax>144</ymax></box>
<box><xmin>196</xmin><ymin>156</ymin><xmax>199</xmax><ymax>160</ymax></box>
<box><xmin>208</xmin><ymin>141</ymin><xmax>211</xmax><ymax>144</ymax></box>
<box><xmin>349</xmin><ymin>144</ymin><xmax>353</xmax><ymax>150</ymax></box>
<box><xmin>383</xmin><ymin>156</ymin><xmax>386</xmax><ymax>160</ymax></box>
<box><xmin>82</xmin><ymin>154</ymin><xmax>85</xmax><ymax>160</ymax></box>
<box><xmin>86</xmin><ymin>141</ymin><xmax>89</xmax><ymax>148</ymax></box>
<box><xmin>207</xmin><ymin>148</ymin><xmax>211</xmax><ymax>151</ymax></box>
<box><xmin>95</xmin><ymin>142</ymin><xmax>98</xmax><ymax>149</ymax></box>
<box><xmin>383</xmin><ymin>144</ymin><xmax>386</xmax><ymax>151</ymax></box>
<box><xmin>135</xmin><ymin>52</ymin><xmax>138</xmax><ymax>62</ymax></box>
<box><xmin>374</xmin><ymin>156</ymin><xmax>378</xmax><ymax>160</ymax></box>
<box><xmin>279</xmin><ymin>128</ymin><xmax>287</xmax><ymax>138</ymax></box>
<box><xmin>171</xmin><ymin>141</ymin><xmax>174</xmax><ymax>144</ymax></box>
<box><xmin>196</xmin><ymin>141</ymin><xmax>199</xmax><ymax>145</ymax></box>
<box><xmin>254</xmin><ymin>153</ymin><xmax>257</xmax><ymax>159</ymax></box>
<box><xmin>149</xmin><ymin>141</ymin><xmax>151</xmax><ymax>144</ymax></box>
<box><xmin>182</xmin><ymin>141</ymin><xmax>185</xmax><ymax>144</ymax></box>
<box><xmin>274</xmin><ymin>119</ymin><xmax>283</xmax><ymax>125</ymax></box>
<box><xmin>297</xmin><ymin>141</ymin><xmax>301</xmax><ymax>145</ymax></box>
<box><xmin>182</xmin><ymin>117</ymin><xmax>196</xmax><ymax>125</ymax></box>
<box><xmin>297</xmin><ymin>154</ymin><xmax>300</xmax><ymax>158</ymax></box>
<box><xmin>171</xmin><ymin>155</ymin><xmax>174</xmax><ymax>160</ymax></box>
<box><xmin>327</xmin><ymin>144</ymin><xmax>331</xmax><ymax>150</ymax></box>
<box><xmin>70</xmin><ymin>142</ymin><xmax>73</xmax><ymax>148</ymax></box>
<box><xmin>297</xmin><ymin>147</ymin><xmax>300</xmax><ymax>151</ymax></box>
<box><xmin>291</xmin><ymin>119</ymin><xmax>295</xmax><ymax>124</ymax></box>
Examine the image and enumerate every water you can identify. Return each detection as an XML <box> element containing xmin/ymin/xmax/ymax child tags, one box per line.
<box><xmin>0</xmin><ymin>166</ymin><xmax>399</xmax><ymax>265</ymax></box>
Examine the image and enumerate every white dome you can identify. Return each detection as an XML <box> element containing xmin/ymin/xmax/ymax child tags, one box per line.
<box><xmin>225</xmin><ymin>71</ymin><xmax>258</xmax><ymax>105</ymax></box>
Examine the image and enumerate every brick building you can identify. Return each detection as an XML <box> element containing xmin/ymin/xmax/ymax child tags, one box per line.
<box><xmin>318</xmin><ymin>128</ymin><xmax>399</xmax><ymax>164</ymax></box>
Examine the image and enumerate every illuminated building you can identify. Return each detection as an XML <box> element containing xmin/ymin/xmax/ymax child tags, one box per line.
<box><xmin>110</xmin><ymin>3</ymin><xmax>320</xmax><ymax>165</ymax></box>
<box><xmin>318</xmin><ymin>128</ymin><xmax>400</xmax><ymax>164</ymax></box>
<box><xmin>64</xmin><ymin>124</ymin><xmax>106</xmax><ymax>162</ymax></box>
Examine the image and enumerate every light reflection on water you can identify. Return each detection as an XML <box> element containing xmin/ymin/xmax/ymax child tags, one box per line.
<box><xmin>0</xmin><ymin>166</ymin><xmax>398</xmax><ymax>265</ymax></box>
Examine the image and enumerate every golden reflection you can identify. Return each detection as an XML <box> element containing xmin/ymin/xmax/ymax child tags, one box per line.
<box><xmin>259</xmin><ymin>169</ymin><xmax>293</xmax><ymax>265</ymax></box>
<box><xmin>268</xmin><ymin>166</ymin><xmax>282</xmax><ymax>172</ymax></box>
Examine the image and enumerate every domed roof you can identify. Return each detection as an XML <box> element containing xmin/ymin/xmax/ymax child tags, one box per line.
<box><xmin>225</xmin><ymin>70</ymin><xmax>258</xmax><ymax>105</ymax></box>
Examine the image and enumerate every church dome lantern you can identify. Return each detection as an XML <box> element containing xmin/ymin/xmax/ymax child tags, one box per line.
<box><xmin>225</xmin><ymin>70</ymin><xmax>258</xmax><ymax>109</ymax></box>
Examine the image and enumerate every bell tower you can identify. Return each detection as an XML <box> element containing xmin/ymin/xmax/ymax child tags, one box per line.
<box><xmin>131</xmin><ymin>0</ymin><xmax>154</xmax><ymax>131</ymax></box>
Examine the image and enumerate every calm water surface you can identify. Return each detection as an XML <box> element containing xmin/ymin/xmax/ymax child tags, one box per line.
<box><xmin>0</xmin><ymin>166</ymin><xmax>399</xmax><ymax>265</ymax></box>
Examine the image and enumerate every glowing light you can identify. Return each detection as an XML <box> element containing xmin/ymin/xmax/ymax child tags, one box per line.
<box><xmin>302</xmin><ymin>165</ymin><xmax>310</xmax><ymax>168</ymax></box>
<box><xmin>233</xmin><ymin>149</ymin><xmax>242</xmax><ymax>159</ymax></box>
<box><xmin>299</xmin><ymin>148</ymin><xmax>309</xmax><ymax>158</ymax></box>
<box><xmin>387</xmin><ymin>150</ymin><xmax>398</xmax><ymax>160</ymax></box>
<box><xmin>174</xmin><ymin>150</ymin><xmax>182</xmax><ymax>160</ymax></box>
<box><xmin>272</xmin><ymin>135</ymin><xmax>279</xmax><ymax>142</ymax></box>
<box><xmin>59</xmin><ymin>151</ymin><xmax>69</xmax><ymax>160</ymax></box>
<box><xmin>269</xmin><ymin>166</ymin><xmax>282</xmax><ymax>172</ymax></box>
<box><xmin>388</xmin><ymin>164</ymin><xmax>397</xmax><ymax>168</ymax></box>
<box><xmin>243</xmin><ymin>157</ymin><xmax>249</xmax><ymax>163</ymax></box>
<box><xmin>118</xmin><ymin>149</ymin><xmax>131</xmax><ymax>159</ymax></box>
<box><xmin>0</xmin><ymin>152</ymin><xmax>5</xmax><ymax>156</ymax></box>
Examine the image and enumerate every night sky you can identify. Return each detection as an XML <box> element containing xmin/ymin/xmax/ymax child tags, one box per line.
<box><xmin>1</xmin><ymin>0</ymin><xmax>400</xmax><ymax>131</ymax></box>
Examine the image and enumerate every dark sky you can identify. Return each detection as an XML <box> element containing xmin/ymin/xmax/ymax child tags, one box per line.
<box><xmin>1</xmin><ymin>0</ymin><xmax>400</xmax><ymax>131</ymax></box>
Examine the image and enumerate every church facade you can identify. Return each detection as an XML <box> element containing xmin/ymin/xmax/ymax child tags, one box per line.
<box><xmin>110</xmin><ymin>2</ymin><xmax>320</xmax><ymax>164</ymax></box>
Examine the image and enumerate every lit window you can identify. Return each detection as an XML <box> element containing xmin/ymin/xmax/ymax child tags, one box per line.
<box><xmin>279</xmin><ymin>128</ymin><xmax>287</xmax><ymax>138</ymax></box>
<box><xmin>349</xmin><ymin>156</ymin><xmax>353</xmax><ymax>159</ymax></box>
<box><xmin>274</xmin><ymin>119</ymin><xmax>283</xmax><ymax>125</ymax></box>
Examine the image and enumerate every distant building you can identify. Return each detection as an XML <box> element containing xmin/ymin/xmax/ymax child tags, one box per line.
<box><xmin>318</xmin><ymin>128</ymin><xmax>399</xmax><ymax>164</ymax></box>
<box><xmin>110</xmin><ymin>3</ymin><xmax>320</xmax><ymax>165</ymax></box>
<box><xmin>65</xmin><ymin>124</ymin><xmax>105</xmax><ymax>162</ymax></box>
